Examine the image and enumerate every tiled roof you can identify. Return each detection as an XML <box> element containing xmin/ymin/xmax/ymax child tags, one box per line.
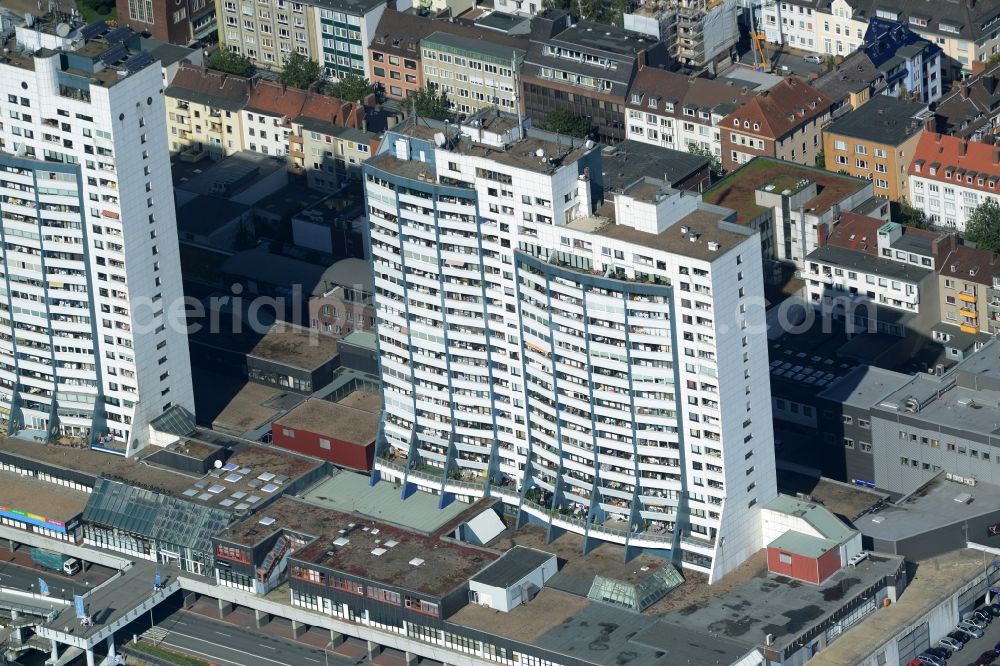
<box><xmin>369</xmin><ymin>9</ymin><xmax>526</xmax><ymax>58</ymax></box>
<box><xmin>933</xmin><ymin>63</ymin><xmax>1000</xmax><ymax>139</ymax></box>
<box><xmin>822</xmin><ymin>212</ymin><xmax>884</xmax><ymax>255</ymax></box>
<box><xmin>720</xmin><ymin>78</ymin><xmax>832</xmax><ymax>140</ymax></box>
<box><xmin>165</xmin><ymin>61</ymin><xmax>252</xmax><ymax>112</ymax></box>
<box><xmin>812</xmin><ymin>51</ymin><xmax>883</xmax><ymax>104</ymax></box>
<box><xmin>246</xmin><ymin>80</ymin><xmax>309</xmax><ymax>117</ymax></box>
<box><xmin>298</xmin><ymin>93</ymin><xmax>365</xmax><ymax>130</ymax></box>
<box><xmin>909</xmin><ymin>132</ymin><xmax>1000</xmax><ymax>194</ymax></box>
<box><xmin>938</xmin><ymin>244</ymin><xmax>1000</xmax><ymax>287</ymax></box>
<box><xmin>626</xmin><ymin>67</ymin><xmax>758</xmax><ymax>116</ymax></box>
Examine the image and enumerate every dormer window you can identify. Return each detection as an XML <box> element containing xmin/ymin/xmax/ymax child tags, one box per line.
<box><xmin>744</xmin><ymin>120</ymin><xmax>750</xmax><ymax>128</ymax></box>
<box><xmin>753</xmin><ymin>123</ymin><xmax>760</xmax><ymax>131</ymax></box>
<box><xmin>648</xmin><ymin>98</ymin><xmax>657</xmax><ymax>108</ymax></box>
<box><xmin>631</xmin><ymin>93</ymin><xmax>642</xmax><ymax>103</ymax></box>
<box><xmin>665</xmin><ymin>102</ymin><xmax>674</xmax><ymax>112</ymax></box>
<box><xmin>930</xmin><ymin>167</ymin><xmax>937</xmax><ymax>176</ymax></box>
<box><xmin>733</xmin><ymin>118</ymin><xmax>740</xmax><ymax>126</ymax></box>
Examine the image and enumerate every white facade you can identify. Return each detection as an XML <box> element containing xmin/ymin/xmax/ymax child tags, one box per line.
<box><xmin>762</xmin><ymin>1</ymin><xmax>816</xmax><ymax>52</ymax></box>
<box><xmin>625</xmin><ymin>103</ymin><xmax>725</xmax><ymax>157</ymax></box>
<box><xmin>365</xmin><ymin>116</ymin><xmax>777</xmax><ymax>583</ymax></box>
<box><xmin>240</xmin><ymin>110</ymin><xmax>292</xmax><ymax>158</ymax></box>
<box><xmin>910</xmin><ymin>170</ymin><xmax>998</xmax><ymax>232</ymax></box>
<box><xmin>0</xmin><ymin>22</ymin><xmax>194</xmax><ymax>454</ymax></box>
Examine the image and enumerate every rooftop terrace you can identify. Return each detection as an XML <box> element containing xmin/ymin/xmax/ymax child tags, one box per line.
<box><xmin>703</xmin><ymin>158</ymin><xmax>868</xmax><ymax>225</ymax></box>
<box><xmin>248</xmin><ymin>323</ymin><xmax>340</xmax><ymax>371</ymax></box>
<box><xmin>0</xmin><ymin>469</ymin><xmax>89</xmax><ymax>522</ymax></box>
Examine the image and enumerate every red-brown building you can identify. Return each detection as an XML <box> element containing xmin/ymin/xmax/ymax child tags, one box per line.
<box><xmin>720</xmin><ymin>78</ymin><xmax>833</xmax><ymax>173</ymax></box>
<box><xmin>271</xmin><ymin>397</ymin><xmax>379</xmax><ymax>472</ymax></box>
<box><xmin>766</xmin><ymin>533</ymin><xmax>844</xmax><ymax>585</ymax></box>
<box><xmin>761</xmin><ymin>495</ymin><xmax>863</xmax><ymax>586</ymax></box>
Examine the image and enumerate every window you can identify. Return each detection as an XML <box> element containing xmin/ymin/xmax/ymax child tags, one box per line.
<box><xmin>778</xmin><ymin>552</ymin><xmax>792</xmax><ymax>565</ymax></box>
<box><xmin>319</xmin><ymin>438</ymin><xmax>331</xmax><ymax>450</ymax></box>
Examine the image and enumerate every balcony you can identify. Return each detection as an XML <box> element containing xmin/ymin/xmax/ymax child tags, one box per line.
<box><xmin>960</xmin><ymin>308</ymin><xmax>978</xmax><ymax>319</ymax></box>
<box><xmin>960</xmin><ymin>323</ymin><xmax>979</xmax><ymax>334</ymax></box>
<box><xmin>959</xmin><ymin>291</ymin><xmax>978</xmax><ymax>303</ymax></box>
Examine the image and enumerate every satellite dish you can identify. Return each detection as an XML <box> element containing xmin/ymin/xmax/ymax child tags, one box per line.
<box><xmin>433</xmin><ymin>132</ymin><xmax>446</xmax><ymax>147</ymax></box>
<box><xmin>584</xmin><ymin>139</ymin><xmax>595</xmax><ymax>150</ymax></box>
<box><xmin>535</xmin><ymin>148</ymin><xmax>545</xmax><ymax>158</ymax></box>
<box><xmin>56</xmin><ymin>23</ymin><xmax>70</xmax><ymax>37</ymax></box>
<box><xmin>214</xmin><ymin>459</ymin><xmax>223</xmax><ymax>469</ymax></box>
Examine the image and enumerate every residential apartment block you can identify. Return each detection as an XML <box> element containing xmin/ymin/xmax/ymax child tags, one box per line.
<box><xmin>0</xmin><ymin>19</ymin><xmax>195</xmax><ymax>453</ymax></box>
<box><xmin>703</xmin><ymin>158</ymin><xmax>877</xmax><ymax>272</ymax></box>
<box><xmin>117</xmin><ymin>0</ymin><xmax>216</xmax><ymax>45</ymax></box>
<box><xmin>164</xmin><ymin>62</ymin><xmax>252</xmax><ymax>160</ymax></box>
<box><xmin>624</xmin><ymin>0</ymin><xmax>740</xmax><ymax>73</ymax></box>
<box><xmin>861</xmin><ymin>19</ymin><xmax>942</xmax><ymax>104</ymax></box>
<box><xmin>909</xmin><ymin>132</ymin><xmax>1000</xmax><ymax>231</ymax></box>
<box><xmin>624</xmin><ymin>67</ymin><xmax>757</xmax><ymax>159</ymax></box>
<box><xmin>365</xmin><ymin>110</ymin><xmax>778</xmax><ymax>582</ymax></box>
<box><xmin>217</xmin><ymin>0</ymin><xmax>393</xmax><ymax>76</ymax></box>
<box><xmin>521</xmin><ymin>10</ymin><xmax>667</xmax><ymax>143</ymax></box>
<box><xmin>421</xmin><ymin>32</ymin><xmax>525</xmax><ymax>116</ymax></box>
<box><xmin>762</xmin><ymin>0</ymin><xmax>1000</xmax><ymax>81</ymax></box>
<box><xmin>822</xmin><ymin>95</ymin><xmax>928</xmax><ymax>201</ymax></box>
<box><xmin>720</xmin><ymin>78</ymin><xmax>833</xmax><ymax>172</ymax></box>
<box><xmin>805</xmin><ymin>218</ymin><xmax>942</xmax><ymax>336</ymax></box>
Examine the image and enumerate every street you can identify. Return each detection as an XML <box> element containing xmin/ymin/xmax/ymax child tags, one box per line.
<box><xmin>934</xmin><ymin>611</ymin><xmax>1000</xmax><ymax>664</ymax></box>
<box><xmin>139</xmin><ymin>609</ymin><xmax>366</xmax><ymax>666</ymax></box>
<box><xmin>0</xmin><ymin>555</ymin><xmax>110</xmax><ymax>598</ymax></box>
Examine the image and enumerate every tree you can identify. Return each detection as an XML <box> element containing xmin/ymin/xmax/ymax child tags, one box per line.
<box><xmin>280</xmin><ymin>52</ymin><xmax>322</xmax><ymax>90</ymax></box>
<box><xmin>326</xmin><ymin>74</ymin><xmax>374</xmax><ymax>103</ymax></box>
<box><xmin>410</xmin><ymin>83</ymin><xmax>451</xmax><ymax>121</ymax></box>
<box><xmin>688</xmin><ymin>143</ymin><xmax>723</xmax><ymax>177</ymax></box>
<box><xmin>540</xmin><ymin>109</ymin><xmax>592</xmax><ymax>138</ymax></box>
<box><xmin>965</xmin><ymin>199</ymin><xmax>1000</xmax><ymax>252</ymax></box>
<box><xmin>892</xmin><ymin>198</ymin><xmax>929</xmax><ymax>230</ymax></box>
<box><xmin>814</xmin><ymin>148</ymin><xmax>825</xmax><ymax>169</ymax></box>
<box><xmin>208</xmin><ymin>47</ymin><xmax>254</xmax><ymax>77</ymax></box>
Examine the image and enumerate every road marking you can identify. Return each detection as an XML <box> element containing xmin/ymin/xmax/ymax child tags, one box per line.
<box><xmin>216</xmin><ymin>630</ymin><xmax>233</xmax><ymax>637</ymax></box>
<box><xmin>158</xmin><ymin>632</ymin><xmax>297</xmax><ymax>666</ymax></box>
<box><xmin>303</xmin><ymin>658</ymin><xmax>320</xmax><ymax>663</ymax></box>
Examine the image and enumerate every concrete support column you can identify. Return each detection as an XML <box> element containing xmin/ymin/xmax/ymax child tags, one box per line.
<box><xmin>405</xmin><ymin>650</ymin><xmax>419</xmax><ymax>665</ymax></box>
<box><xmin>367</xmin><ymin>640</ymin><xmax>381</xmax><ymax>660</ymax></box>
<box><xmin>85</xmin><ymin>648</ymin><xmax>95</xmax><ymax>666</ymax></box>
<box><xmin>329</xmin><ymin>630</ymin><xmax>345</xmax><ymax>646</ymax></box>
<box><xmin>183</xmin><ymin>590</ymin><xmax>197</xmax><ymax>607</ymax></box>
<box><xmin>217</xmin><ymin>598</ymin><xmax>233</xmax><ymax>619</ymax></box>
<box><xmin>7</xmin><ymin>538</ymin><xmax>14</xmax><ymax>553</ymax></box>
<box><xmin>254</xmin><ymin>609</ymin><xmax>271</xmax><ymax>628</ymax></box>
<box><xmin>10</xmin><ymin>609</ymin><xmax>19</xmax><ymax>621</ymax></box>
<box><xmin>49</xmin><ymin>639</ymin><xmax>59</xmax><ymax>663</ymax></box>
<box><xmin>291</xmin><ymin>620</ymin><xmax>306</xmax><ymax>638</ymax></box>
<box><xmin>12</xmin><ymin>626</ymin><xmax>22</xmax><ymax>645</ymax></box>
<box><xmin>106</xmin><ymin>636</ymin><xmax>116</xmax><ymax>662</ymax></box>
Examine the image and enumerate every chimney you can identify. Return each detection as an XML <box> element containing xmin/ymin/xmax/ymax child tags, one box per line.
<box><xmin>935</xmin><ymin>132</ymin><xmax>942</xmax><ymax>143</ymax></box>
<box><xmin>923</xmin><ymin>116</ymin><xmax>936</xmax><ymax>132</ymax></box>
<box><xmin>637</xmin><ymin>50</ymin><xmax>647</xmax><ymax>69</ymax></box>
<box><xmin>961</xmin><ymin>84</ymin><xmax>971</xmax><ymax>99</ymax></box>
<box><xmin>960</xmin><ymin>140</ymin><xmax>968</xmax><ymax>156</ymax></box>
<box><xmin>993</xmin><ymin>149</ymin><xmax>1000</xmax><ymax>165</ymax></box>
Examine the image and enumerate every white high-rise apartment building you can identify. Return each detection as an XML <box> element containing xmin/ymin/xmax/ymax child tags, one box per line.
<box><xmin>0</xmin><ymin>17</ymin><xmax>194</xmax><ymax>455</ymax></box>
<box><xmin>365</xmin><ymin>111</ymin><xmax>777</xmax><ymax>582</ymax></box>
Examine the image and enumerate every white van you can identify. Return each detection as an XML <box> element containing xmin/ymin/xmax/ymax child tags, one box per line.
<box><xmin>62</xmin><ymin>558</ymin><xmax>81</xmax><ymax>576</ymax></box>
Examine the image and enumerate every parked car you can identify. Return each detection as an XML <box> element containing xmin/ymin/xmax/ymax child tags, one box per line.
<box><xmin>977</xmin><ymin>649</ymin><xmax>998</xmax><ymax>665</ymax></box>
<box><xmin>963</xmin><ymin>618</ymin><xmax>987</xmax><ymax>631</ymax></box>
<box><xmin>974</xmin><ymin>609</ymin><xmax>994</xmax><ymax>625</ymax></box>
<box><xmin>916</xmin><ymin>654</ymin><xmax>944</xmax><ymax>666</ymax></box>
<box><xmin>803</xmin><ymin>54</ymin><xmax>824</xmax><ymax>64</ymax></box>
<box><xmin>927</xmin><ymin>646</ymin><xmax>952</xmax><ymax>660</ymax></box>
<box><xmin>956</xmin><ymin>622</ymin><xmax>985</xmax><ymax>639</ymax></box>
<box><xmin>951</xmin><ymin>631</ymin><xmax>972</xmax><ymax>644</ymax></box>
<box><xmin>989</xmin><ymin>604</ymin><xmax>1000</xmax><ymax>618</ymax></box>
<box><xmin>940</xmin><ymin>636</ymin><xmax>964</xmax><ymax>651</ymax></box>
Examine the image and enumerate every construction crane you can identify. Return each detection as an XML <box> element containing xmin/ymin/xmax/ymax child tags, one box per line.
<box><xmin>749</xmin><ymin>0</ymin><xmax>776</xmax><ymax>72</ymax></box>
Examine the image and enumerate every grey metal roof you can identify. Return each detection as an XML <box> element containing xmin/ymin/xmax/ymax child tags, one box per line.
<box><xmin>807</xmin><ymin>244</ymin><xmax>933</xmax><ymax>282</ymax></box>
<box><xmin>422</xmin><ymin>30</ymin><xmax>525</xmax><ymax>63</ymax></box>
<box><xmin>602</xmin><ymin>141</ymin><xmax>709</xmax><ymax>193</ymax></box>
<box><xmin>825</xmin><ymin>95</ymin><xmax>926</xmax><ymax>146</ymax></box>
<box><xmin>471</xmin><ymin>547</ymin><xmax>553</xmax><ymax>587</ymax></box>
